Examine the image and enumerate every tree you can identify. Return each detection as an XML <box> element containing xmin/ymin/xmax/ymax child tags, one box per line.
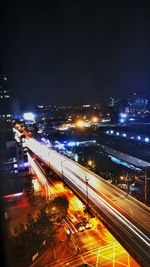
<box><xmin>8</xmin><ymin>196</ymin><xmax>69</xmax><ymax>266</ymax></box>
<box><xmin>45</xmin><ymin>196</ymin><xmax>69</xmax><ymax>224</ymax></box>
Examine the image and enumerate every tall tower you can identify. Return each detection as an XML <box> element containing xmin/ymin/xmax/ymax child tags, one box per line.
<box><xmin>0</xmin><ymin>74</ymin><xmax>12</xmax><ymax>119</ymax></box>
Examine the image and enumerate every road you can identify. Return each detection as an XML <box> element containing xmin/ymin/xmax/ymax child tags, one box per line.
<box><xmin>28</xmin><ymin>154</ymin><xmax>139</xmax><ymax>267</ymax></box>
<box><xmin>60</xmin><ymin>163</ymin><xmax>150</xmax><ymax>266</ymax></box>
<box><xmin>14</xmin><ymin>128</ymin><xmax>150</xmax><ymax>266</ymax></box>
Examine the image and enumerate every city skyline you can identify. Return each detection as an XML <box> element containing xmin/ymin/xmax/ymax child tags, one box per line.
<box><xmin>1</xmin><ymin>2</ymin><xmax>150</xmax><ymax>266</ymax></box>
<box><xmin>1</xmin><ymin>1</ymin><xmax>150</xmax><ymax>106</ymax></box>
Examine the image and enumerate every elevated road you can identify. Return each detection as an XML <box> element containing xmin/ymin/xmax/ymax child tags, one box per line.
<box><xmin>13</xmin><ymin>128</ymin><xmax>150</xmax><ymax>266</ymax></box>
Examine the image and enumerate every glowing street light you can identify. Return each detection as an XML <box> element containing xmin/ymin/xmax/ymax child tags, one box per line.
<box><xmin>87</xmin><ymin>160</ymin><xmax>96</xmax><ymax>171</ymax></box>
<box><xmin>88</xmin><ymin>160</ymin><xmax>93</xmax><ymax>166</ymax></box>
<box><xmin>75</xmin><ymin>120</ymin><xmax>85</xmax><ymax>128</ymax></box>
<box><xmin>91</xmin><ymin>116</ymin><xmax>98</xmax><ymax>123</ymax></box>
<box><xmin>120</xmin><ymin>176</ymin><xmax>124</xmax><ymax>181</ymax></box>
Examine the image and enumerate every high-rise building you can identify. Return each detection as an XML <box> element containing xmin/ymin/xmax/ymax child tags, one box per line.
<box><xmin>108</xmin><ymin>97</ymin><xmax>115</xmax><ymax>107</ymax></box>
<box><xmin>11</xmin><ymin>98</ymin><xmax>21</xmax><ymax>119</ymax></box>
<box><xmin>126</xmin><ymin>93</ymin><xmax>149</xmax><ymax>114</ymax></box>
<box><xmin>0</xmin><ymin>74</ymin><xmax>12</xmax><ymax>119</ymax></box>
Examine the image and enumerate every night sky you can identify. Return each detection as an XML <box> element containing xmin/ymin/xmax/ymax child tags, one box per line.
<box><xmin>1</xmin><ymin>1</ymin><xmax>150</xmax><ymax>107</ymax></box>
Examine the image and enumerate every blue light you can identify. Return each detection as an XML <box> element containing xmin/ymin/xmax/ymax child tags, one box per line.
<box><xmin>120</xmin><ymin>113</ymin><xmax>127</xmax><ymax>118</ymax></box>
<box><xmin>116</xmin><ymin>132</ymin><xmax>119</xmax><ymax>136</ymax></box>
<box><xmin>122</xmin><ymin>133</ymin><xmax>127</xmax><ymax>137</ymax></box>
<box><xmin>67</xmin><ymin>141</ymin><xmax>76</xmax><ymax>147</ymax></box>
<box><xmin>145</xmin><ymin>137</ymin><xmax>149</xmax><ymax>142</ymax></box>
<box><xmin>19</xmin><ymin>161</ymin><xmax>29</xmax><ymax>168</ymax></box>
<box><xmin>137</xmin><ymin>136</ymin><xmax>141</xmax><ymax>140</ymax></box>
<box><xmin>54</xmin><ymin>141</ymin><xmax>65</xmax><ymax>149</ymax></box>
<box><xmin>120</xmin><ymin>118</ymin><xmax>125</xmax><ymax>123</ymax></box>
<box><xmin>110</xmin><ymin>130</ymin><xmax>114</xmax><ymax>134</ymax></box>
<box><xmin>23</xmin><ymin>112</ymin><xmax>35</xmax><ymax>121</ymax></box>
<box><xmin>41</xmin><ymin>137</ymin><xmax>46</xmax><ymax>142</ymax></box>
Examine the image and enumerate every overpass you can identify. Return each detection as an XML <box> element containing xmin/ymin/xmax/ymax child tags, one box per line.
<box><xmin>13</xmin><ymin>127</ymin><xmax>150</xmax><ymax>266</ymax></box>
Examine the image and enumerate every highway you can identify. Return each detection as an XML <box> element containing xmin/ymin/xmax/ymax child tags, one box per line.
<box><xmin>14</xmin><ymin>128</ymin><xmax>150</xmax><ymax>266</ymax></box>
<box><xmin>28</xmin><ymin>154</ymin><xmax>137</xmax><ymax>267</ymax></box>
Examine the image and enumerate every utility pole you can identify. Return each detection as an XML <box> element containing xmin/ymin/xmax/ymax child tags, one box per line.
<box><xmin>144</xmin><ymin>169</ymin><xmax>147</xmax><ymax>203</ymax></box>
<box><xmin>85</xmin><ymin>176</ymin><xmax>89</xmax><ymax>210</ymax></box>
<box><xmin>126</xmin><ymin>172</ymin><xmax>130</xmax><ymax>195</ymax></box>
<box><xmin>61</xmin><ymin>159</ymin><xmax>66</xmax><ymax>179</ymax></box>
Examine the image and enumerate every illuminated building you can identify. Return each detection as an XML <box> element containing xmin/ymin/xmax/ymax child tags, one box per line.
<box><xmin>126</xmin><ymin>93</ymin><xmax>149</xmax><ymax>114</ymax></box>
<box><xmin>0</xmin><ymin>74</ymin><xmax>12</xmax><ymax>119</ymax></box>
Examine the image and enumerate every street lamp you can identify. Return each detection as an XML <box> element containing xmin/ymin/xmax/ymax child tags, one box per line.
<box><xmin>85</xmin><ymin>176</ymin><xmax>89</xmax><ymax>211</ymax></box>
<box><xmin>144</xmin><ymin>168</ymin><xmax>148</xmax><ymax>203</ymax></box>
<box><xmin>119</xmin><ymin>176</ymin><xmax>124</xmax><ymax>181</ymax></box>
<box><xmin>61</xmin><ymin>159</ymin><xmax>66</xmax><ymax>179</ymax></box>
<box><xmin>88</xmin><ymin>160</ymin><xmax>93</xmax><ymax>166</ymax></box>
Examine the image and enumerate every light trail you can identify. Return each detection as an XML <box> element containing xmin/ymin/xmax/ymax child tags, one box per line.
<box><xmin>13</xmin><ymin>128</ymin><xmax>150</xmax><ymax>266</ymax></box>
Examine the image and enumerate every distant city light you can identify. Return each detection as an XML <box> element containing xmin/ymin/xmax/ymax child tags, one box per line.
<box><xmin>91</xmin><ymin>116</ymin><xmax>98</xmax><ymax>123</ymax></box>
<box><xmin>57</xmin><ymin>144</ymin><xmax>65</xmax><ymax>149</ymax></box>
<box><xmin>120</xmin><ymin>118</ymin><xmax>125</xmax><ymax>123</ymax></box>
<box><xmin>122</xmin><ymin>133</ymin><xmax>127</xmax><ymax>137</ymax></box>
<box><xmin>110</xmin><ymin>130</ymin><xmax>114</xmax><ymax>134</ymax></box>
<box><xmin>145</xmin><ymin>137</ymin><xmax>149</xmax><ymax>142</ymax></box>
<box><xmin>67</xmin><ymin>141</ymin><xmax>76</xmax><ymax>147</ymax></box>
<box><xmin>75</xmin><ymin>120</ymin><xmax>86</xmax><ymax>127</ymax></box>
<box><xmin>137</xmin><ymin>136</ymin><xmax>141</xmax><ymax>140</ymax></box>
<box><xmin>102</xmin><ymin>119</ymin><xmax>110</xmax><ymax>122</ymax></box>
<box><xmin>19</xmin><ymin>161</ymin><xmax>29</xmax><ymax>168</ymax></box>
<box><xmin>120</xmin><ymin>113</ymin><xmax>127</xmax><ymax>118</ymax></box>
<box><xmin>23</xmin><ymin>112</ymin><xmax>35</xmax><ymax>121</ymax></box>
<box><xmin>87</xmin><ymin>160</ymin><xmax>93</xmax><ymax>166</ymax></box>
<box><xmin>38</xmin><ymin>105</ymin><xmax>44</xmax><ymax>108</ymax></box>
<box><xmin>83</xmin><ymin>104</ymin><xmax>90</xmax><ymax>107</ymax></box>
<box><xmin>116</xmin><ymin>132</ymin><xmax>119</xmax><ymax>136</ymax></box>
<box><xmin>74</xmin><ymin>154</ymin><xmax>78</xmax><ymax>162</ymax></box>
